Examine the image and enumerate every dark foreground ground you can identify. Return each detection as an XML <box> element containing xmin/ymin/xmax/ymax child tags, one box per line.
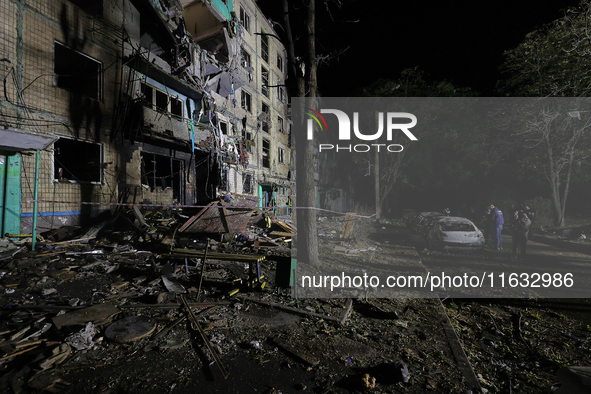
<box><xmin>1</xmin><ymin>212</ymin><xmax>591</xmax><ymax>393</ymax></box>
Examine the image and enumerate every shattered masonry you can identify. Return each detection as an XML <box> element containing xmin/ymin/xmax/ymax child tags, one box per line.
<box><xmin>0</xmin><ymin>0</ymin><xmax>291</xmax><ymax>234</ymax></box>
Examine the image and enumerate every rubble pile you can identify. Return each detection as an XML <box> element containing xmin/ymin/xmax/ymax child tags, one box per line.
<box><xmin>3</xmin><ymin>212</ymin><xmax>587</xmax><ymax>393</ymax></box>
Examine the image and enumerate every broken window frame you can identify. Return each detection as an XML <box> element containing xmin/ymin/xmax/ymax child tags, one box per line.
<box><xmin>242</xmin><ymin>173</ymin><xmax>253</xmax><ymax>194</ymax></box>
<box><xmin>140</xmin><ymin>152</ymin><xmax>185</xmax><ymax>203</ymax></box>
<box><xmin>53</xmin><ymin>137</ymin><xmax>103</xmax><ymax>184</ymax></box>
<box><xmin>277</xmin><ymin>115</ymin><xmax>285</xmax><ymax>134</ymax></box>
<box><xmin>141</xmin><ymin>81</ymin><xmax>184</xmax><ymax>118</ymax></box>
<box><xmin>241</xmin><ymin>47</ymin><xmax>252</xmax><ymax>68</ymax></box>
<box><xmin>243</xmin><ymin>130</ymin><xmax>253</xmax><ymax>153</ymax></box>
<box><xmin>261</xmin><ymin>66</ymin><xmax>269</xmax><ymax>98</ymax></box>
<box><xmin>241</xmin><ymin>90</ymin><xmax>252</xmax><ymax>113</ymax></box>
<box><xmin>219</xmin><ymin>121</ymin><xmax>228</xmax><ymax>135</ymax></box>
<box><xmin>261</xmin><ymin>32</ymin><xmax>269</xmax><ymax>63</ymax></box>
<box><xmin>239</xmin><ymin>6</ymin><xmax>251</xmax><ymax>33</ymax></box>
<box><xmin>276</xmin><ymin>53</ymin><xmax>284</xmax><ymax>73</ymax></box>
<box><xmin>278</xmin><ymin>84</ymin><xmax>286</xmax><ymax>103</ymax></box>
<box><xmin>262</xmin><ymin>138</ymin><xmax>271</xmax><ymax>168</ymax></box>
<box><xmin>54</xmin><ymin>41</ymin><xmax>103</xmax><ymax>101</ymax></box>
<box><xmin>278</xmin><ymin>146</ymin><xmax>285</xmax><ymax>164</ymax></box>
<box><xmin>261</xmin><ymin>102</ymin><xmax>270</xmax><ymax>133</ymax></box>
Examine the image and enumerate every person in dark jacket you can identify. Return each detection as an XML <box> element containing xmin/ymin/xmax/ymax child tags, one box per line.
<box><xmin>512</xmin><ymin>211</ymin><xmax>532</xmax><ymax>260</ymax></box>
<box><xmin>488</xmin><ymin>203</ymin><xmax>505</xmax><ymax>250</ymax></box>
<box><xmin>523</xmin><ymin>205</ymin><xmax>535</xmax><ymax>240</ymax></box>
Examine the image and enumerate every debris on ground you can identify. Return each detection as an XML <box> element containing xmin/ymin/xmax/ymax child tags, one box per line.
<box><xmin>0</xmin><ymin>209</ymin><xmax>587</xmax><ymax>393</ymax></box>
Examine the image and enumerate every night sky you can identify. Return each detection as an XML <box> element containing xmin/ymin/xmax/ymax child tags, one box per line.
<box><xmin>257</xmin><ymin>0</ymin><xmax>583</xmax><ymax>96</ymax></box>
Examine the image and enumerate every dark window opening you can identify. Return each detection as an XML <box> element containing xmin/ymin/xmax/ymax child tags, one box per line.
<box><xmin>261</xmin><ymin>33</ymin><xmax>269</xmax><ymax>63</ymax></box>
<box><xmin>261</xmin><ymin>66</ymin><xmax>269</xmax><ymax>97</ymax></box>
<box><xmin>243</xmin><ymin>173</ymin><xmax>253</xmax><ymax>194</ymax></box>
<box><xmin>141</xmin><ymin>83</ymin><xmax>153</xmax><ymax>108</ymax></box>
<box><xmin>241</xmin><ymin>90</ymin><xmax>252</xmax><ymax>112</ymax></box>
<box><xmin>141</xmin><ymin>152</ymin><xmax>183</xmax><ymax>202</ymax></box>
<box><xmin>277</xmin><ymin>53</ymin><xmax>283</xmax><ymax>72</ymax></box>
<box><xmin>277</xmin><ymin>116</ymin><xmax>284</xmax><ymax>133</ymax></box>
<box><xmin>170</xmin><ymin>97</ymin><xmax>182</xmax><ymax>117</ymax></box>
<box><xmin>68</xmin><ymin>0</ymin><xmax>103</xmax><ymax>17</ymax></box>
<box><xmin>55</xmin><ymin>42</ymin><xmax>102</xmax><ymax>100</ymax></box>
<box><xmin>156</xmin><ymin>90</ymin><xmax>168</xmax><ymax>112</ymax></box>
<box><xmin>278</xmin><ymin>147</ymin><xmax>285</xmax><ymax>164</ymax></box>
<box><xmin>54</xmin><ymin>138</ymin><xmax>101</xmax><ymax>183</ymax></box>
<box><xmin>262</xmin><ymin>138</ymin><xmax>270</xmax><ymax>168</ymax></box>
<box><xmin>261</xmin><ymin>102</ymin><xmax>270</xmax><ymax>132</ymax></box>
<box><xmin>241</xmin><ymin>48</ymin><xmax>251</xmax><ymax>68</ymax></box>
<box><xmin>243</xmin><ymin>129</ymin><xmax>253</xmax><ymax>153</ymax></box>
<box><xmin>240</xmin><ymin>6</ymin><xmax>250</xmax><ymax>32</ymax></box>
<box><xmin>220</xmin><ymin>122</ymin><xmax>228</xmax><ymax>135</ymax></box>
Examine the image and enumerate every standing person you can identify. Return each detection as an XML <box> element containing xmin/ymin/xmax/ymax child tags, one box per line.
<box><xmin>443</xmin><ymin>207</ymin><xmax>451</xmax><ymax>216</ymax></box>
<box><xmin>523</xmin><ymin>205</ymin><xmax>535</xmax><ymax>240</ymax></box>
<box><xmin>512</xmin><ymin>211</ymin><xmax>532</xmax><ymax>260</ymax></box>
<box><xmin>488</xmin><ymin>203</ymin><xmax>505</xmax><ymax>250</ymax></box>
<box><xmin>483</xmin><ymin>206</ymin><xmax>492</xmax><ymax>244</ymax></box>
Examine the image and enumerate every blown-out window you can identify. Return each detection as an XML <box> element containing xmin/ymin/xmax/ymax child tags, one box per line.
<box><xmin>262</xmin><ymin>138</ymin><xmax>270</xmax><ymax>168</ymax></box>
<box><xmin>241</xmin><ymin>90</ymin><xmax>252</xmax><ymax>112</ymax></box>
<box><xmin>140</xmin><ymin>152</ymin><xmax>184</xmax><ymax>202</ymax></box>
<box><xmin>141</xmin><ymin>82</ymin><xmax>184</xmax><ymax>118</ymax></box>
<box><xmin>243</xmin><ymin>173</ymin><xmax>253</xmax><ymax>194</ymax></box>
<box><xmin>240</xmin><ymin>6</ymin><xmax>250</xmax><ymax>32</ymax></box>
<box><xmin>261</xmin><ymin>66</ymin><xmax>269</xmax><ymax>97</ymax></box>
<box><xmin>261</xmin><ymin>32</ymin><xmax>269</xmax><ymax>63</ymax></box>
<box><xmin>54</xmin><ymin>42</ymin><xmax>102</xmax><ymax>100</ymax></box>
<box><xmin>53</xmin><ymin>138</ymin><xmax>102</xmax><ymax>183</ymax></box>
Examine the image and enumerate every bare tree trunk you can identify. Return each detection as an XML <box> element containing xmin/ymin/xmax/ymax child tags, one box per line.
<box><xmin>283</xmin><ymin>0</ymin><xmax>320</xmax><ymax>268</ymax></box>
<box><xmin>546</xmin><ymin>141</ymin><xmax>566</xmax><ymax>227</ymax></box>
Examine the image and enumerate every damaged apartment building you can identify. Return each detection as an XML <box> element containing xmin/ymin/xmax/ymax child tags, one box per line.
<box><xmin>0</xmin><ymin>0</ymin><xmax>291</xmax><ymax>236</ymax></box>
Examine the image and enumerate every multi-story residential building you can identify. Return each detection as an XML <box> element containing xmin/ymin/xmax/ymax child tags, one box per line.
<box><xmin>0</xmin><ymin>0</ymin><xmax>290</xmax><ymax>237</ymax></box>
<box><xmin>181</xmin><ymin>0</ymin><xmax>291</xmax><ymax>211</ymax></box>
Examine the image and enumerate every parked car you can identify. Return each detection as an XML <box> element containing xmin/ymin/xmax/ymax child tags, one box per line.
<box><xmin>408</xmin><ymin>212</ymin><xmax>444</xmax><ymax>234</ymax></box>
<box><xmin>426</xmin><ymin>216</ymin><xmax>485</xmax><ymax>251</ymax></box>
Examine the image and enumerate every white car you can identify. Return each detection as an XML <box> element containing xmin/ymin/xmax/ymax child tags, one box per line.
<box><xmin>426</xmin><ymin>216</ymin><xmax>485</xmax><ymax>251</ymax></box>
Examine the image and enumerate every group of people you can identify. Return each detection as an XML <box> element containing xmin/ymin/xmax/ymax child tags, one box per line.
<box><xmin>484</xmin><ymin>203</ymin><xmax>536</xmax><ymax>260</ymax></box>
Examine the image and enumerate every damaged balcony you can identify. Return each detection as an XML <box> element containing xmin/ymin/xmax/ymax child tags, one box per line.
<box><xmin>119</xmin><ymin>54</ymin><xmax>205</xmax><ymax>149</ymax></box>
<box><xmin>181</xmin><ymin>0</ymin><xmax>234</xmax><ymax>64</ymax></box>
<box><xmin>129</xmin><ymin>0</ymin><xmax>192</xmax><ymax>74</ymax></box>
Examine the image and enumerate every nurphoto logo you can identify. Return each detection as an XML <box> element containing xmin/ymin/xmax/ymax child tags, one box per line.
<box><xmin>304</xmin><ymin>108</ymin><xmax>418</xmax><ymax>152</ymax></box>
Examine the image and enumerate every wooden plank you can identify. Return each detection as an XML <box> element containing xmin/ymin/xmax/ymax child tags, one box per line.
<box><xmin>167</xmin><ymin>249</ymin><xmax>266</xmax><ymax>262</ymax></box>
<box><xmin>52</xmin><ymin>303</ymin><xmax>121</xmax><ymax>329</ymax></box>
<box><xmin>219</xmin><ymin>202</ymin><xmax>230</xmax><ymax>233</ymax></box>
<box><xmin>436</xmin><ymin>299</ymin><xmax>482</xmax><ymax>393</ymax></box>
<box><xmin>275</xmin><ymin>220</ymin><xmax>295</xmax><ymax>233</ymax></box>
<box><xmin>269</xmin><ymin>231</ymin><xmax>293</xmax><ymax>238</ymax></box>
<box><xmin>270</xmin><ymin>337</ymin><xmax>319</xmax><ymax>366</ymax></box>
<box><xmin>340</xmin><ymin>299</ymin><xmax>353</xmax><ymax>324</ymax></box>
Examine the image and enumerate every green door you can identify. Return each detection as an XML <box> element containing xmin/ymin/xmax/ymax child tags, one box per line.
<box><xmin>1</xmin><ymin>154</ymin><xmax>21</xmax><ymax>237</ymax></box>
<box><xmin>0</xmin><ymin>156</ymin><xmax>5</xmax><ymax>229</ymax></box>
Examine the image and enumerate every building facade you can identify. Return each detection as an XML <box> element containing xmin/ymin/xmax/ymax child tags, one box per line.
<box><xmin>0</xmin><ymin>0</ymin><xmax>290</xmax><ymax>236</ymax></box>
